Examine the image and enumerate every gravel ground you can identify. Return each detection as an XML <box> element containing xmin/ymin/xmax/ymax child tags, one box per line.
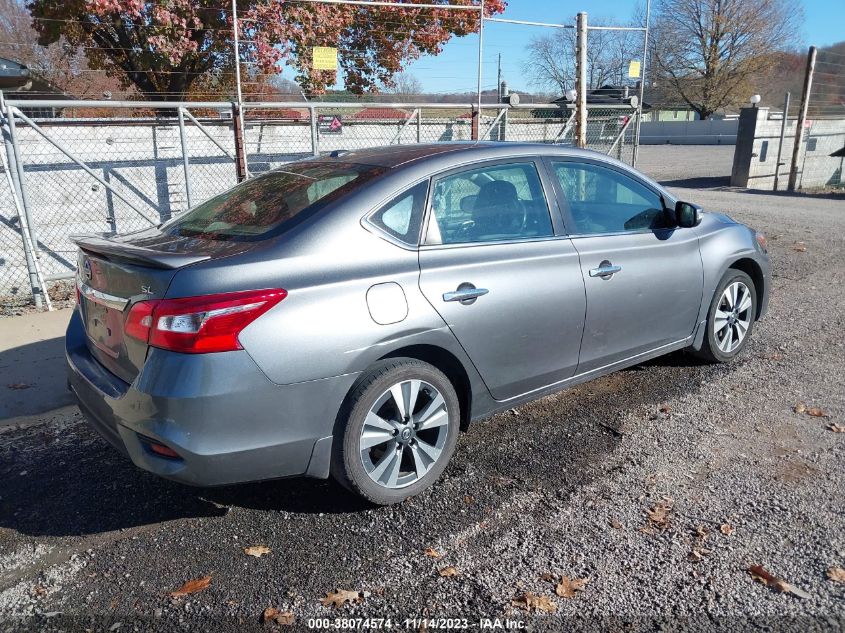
<box><xmin>1</xmin><ymin>146</ymin><xmax>844</xmax><ymax>632</ymax></box>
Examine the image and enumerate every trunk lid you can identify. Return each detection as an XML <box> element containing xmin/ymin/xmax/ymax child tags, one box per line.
<box><xmin>74</xmin><ymin>230</ymin><xmax>255</xmax><ymax>383</ymax></box>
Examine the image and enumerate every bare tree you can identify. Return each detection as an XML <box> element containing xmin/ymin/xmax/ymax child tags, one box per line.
<box><xmin>387</xmin><ymin>72</ymin><xmax>424</xmax><ymax>100</ymax></box>
<box><xmin>523</xmin><ymin>17</ymin><xmax>642</xmax><ymax>95</ymax></box>
<box><xmin>650</xmin><ymin>0</ymin><xmax>802</xmax><ymax>119</ymax></box>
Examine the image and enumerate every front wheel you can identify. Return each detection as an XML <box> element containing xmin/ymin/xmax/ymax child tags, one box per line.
<box><xmin>693</xmin><ymin>269</ymin><xmax>757</xmax><ymax>363</ymax></box>
<box><xmin>331</xmin><ymin>358</ymin><xmax>460</xmax><ymax>505</ymax></box>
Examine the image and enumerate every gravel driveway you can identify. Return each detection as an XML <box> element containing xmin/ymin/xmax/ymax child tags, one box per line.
<box><xmin>1</xmin><ymin>147</ymin><xmax>844</xmax><ymax>631</ymax></box>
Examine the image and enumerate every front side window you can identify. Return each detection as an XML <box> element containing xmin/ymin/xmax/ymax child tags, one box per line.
<box><xmin>551</xmin><ymin>161</ymin><xmax>669</xmax><ymax>234</ymax></box>
<box><xmin>427</xmin><ymin>162</ymin><xmax>554</xmax><ymax>245</ymax></box>
<box><xmin>163</xmin><ymin>161</ymin><xmax>384</xmax><ymax>241</ymax></box>
<box><xmin>369</xmin><ymin>181</ymin><xmax>428</xmax><ymax>245</ymax></box>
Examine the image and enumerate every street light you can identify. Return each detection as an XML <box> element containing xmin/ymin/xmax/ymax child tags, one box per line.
<box><xmin>565</xmin><ymin>89</ymin><xmax>577</xmax><ymax>102</ymax></box>
<box><xmin>750</xmin><ymin>94</ymin><xmax>761</xmax><ymax>107</ymax></box>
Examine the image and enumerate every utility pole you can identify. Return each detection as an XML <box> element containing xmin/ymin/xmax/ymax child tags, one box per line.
<box><xmin>575</xmin><ymin>12</ymin><xmax>588</xmax><ymax>148</ymax></box>
<box><xmin>497</xmin><ymin>53</ymin><xmax>502</xmax><ymax>102</ymax></box>
<box><xmin>788</xmin><ymin>46</ymin><xmax>816</xmax><ymax>192</ymax></box>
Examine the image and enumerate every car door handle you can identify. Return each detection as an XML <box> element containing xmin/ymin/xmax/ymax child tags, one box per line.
<box><xmin>443</xmin><ymin>286</ymin><xmax>489</xmax><ymax>304</ymax></box>
<box><xmin>589</xmin><ymin>263</ymin><xmax>622</xmax><ymax>278</ymax></box>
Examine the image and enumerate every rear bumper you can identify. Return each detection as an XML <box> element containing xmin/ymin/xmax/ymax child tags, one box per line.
<box><xmin>66</xmin><ymin>308</ymin><xmax>358</xmax><ymax>486</ymax></box>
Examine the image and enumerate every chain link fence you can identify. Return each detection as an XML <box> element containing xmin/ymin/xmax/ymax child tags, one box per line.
<box><xmin>1</xmin><ymin>100</ymin><xmax>637</xmax><ymax>309</ymax></box>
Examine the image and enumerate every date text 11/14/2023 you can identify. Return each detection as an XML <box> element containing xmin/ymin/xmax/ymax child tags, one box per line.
<box><xmin>305</xmin><ymin>617</ymin><xmax>526</xmax><ymax>629</ymax></box>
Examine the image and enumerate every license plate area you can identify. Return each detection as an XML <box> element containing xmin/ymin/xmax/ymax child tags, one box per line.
<box><xmin>84</xmin><ymin>298</ymin><xmax>125</xmax><ymax>359</ymax></box>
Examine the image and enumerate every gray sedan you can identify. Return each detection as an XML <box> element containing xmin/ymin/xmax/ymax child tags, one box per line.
<box><xmin>67</xmin><ymin>143</ymin><xmax>770</xmax><ymax>504</ymax></box>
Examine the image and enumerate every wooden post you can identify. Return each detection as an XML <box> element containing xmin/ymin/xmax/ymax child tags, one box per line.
<box><xmin>232</xmin><ymin>102</ymin><xmax>247</xmax><ymax>182</ymax></box>
<box><xmin>787</xmin><ymin>46</ymin><xmax>816</xmax><ymax>192</ymax></box>
<box><xmin>575</xmin><ymin>12</ymin><xmax>588</xmax><ymax>148</ymax></box>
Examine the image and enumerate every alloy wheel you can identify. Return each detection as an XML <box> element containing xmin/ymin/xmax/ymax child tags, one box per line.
<box><xmin>714</xmin><ymin>281</ymin><xmax>753</xmax><ymax>353</ymax></box>
<box><xmin>359</xmin><ymin>379</ymin><xmax>450</xmax><ymax>489</ymax></box>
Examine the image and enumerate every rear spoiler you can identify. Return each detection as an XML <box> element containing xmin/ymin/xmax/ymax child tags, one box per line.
<box><xmin>71</xmin><ymin>235</ymin><xmax>211</xmax><ymax>270</ymax></box>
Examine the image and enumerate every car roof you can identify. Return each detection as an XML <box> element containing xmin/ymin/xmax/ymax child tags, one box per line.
<box><xmin>321</xmin><ymin>142</ymin><xmax>606</xmax><ymax>168</ymax></box>
<box><xmin>313</xmin><ymin>142</ymin><xmax>675</xmax><ymax>204</ymax></box>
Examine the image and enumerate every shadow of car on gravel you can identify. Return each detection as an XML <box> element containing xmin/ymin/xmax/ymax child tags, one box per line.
<box><xmin>0</xmin><ymin>351</ymin><xmax>722</xmax><ymax>538</ymax></box>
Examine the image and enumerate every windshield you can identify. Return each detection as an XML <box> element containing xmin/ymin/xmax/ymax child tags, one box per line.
<box><xmin>162</xmin><ymin>161</ymin><xmax>385</xmax><ymax>241</ymax></box>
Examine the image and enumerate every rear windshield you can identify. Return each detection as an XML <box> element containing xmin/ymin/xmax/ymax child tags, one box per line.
<box><xmin>162</xmin><ymin>161</ymin><xmax>384</xmax><ymax>241</ymax></box>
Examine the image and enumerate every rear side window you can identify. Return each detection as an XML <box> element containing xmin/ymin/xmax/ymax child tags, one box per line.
<box><xmin>369</xmin><ymin>181</ymin><xmax>428</xmax><ymax>245</ymax></box>
<box><xmin>163</xmin><ymin>161</ymin><xmax>384</xmax><ymax>241</ymax></box>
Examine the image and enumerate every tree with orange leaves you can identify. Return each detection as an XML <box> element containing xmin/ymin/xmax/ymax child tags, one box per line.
<box><xmin>27</xmin><ymin>0</ymin><xmax>505</xmax><ymax>101</ymax></box>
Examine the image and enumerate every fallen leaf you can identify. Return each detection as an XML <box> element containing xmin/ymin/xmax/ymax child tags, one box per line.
<box><xmin>463</xmin><ymin>495</ymin><xmax>474</xmax><ymax>505</ymax></box>
<box><xmin>827</xmin><ymin>424</ymin><xmax>844</xmax><ymax>433</ymax></box>
<box><xmin>423</xmin><ymin>548</ymin><xmax>441</xmax><ymax>558</ymax></box>
<box><xmin>555</xmin><ymin>576</ymin><xmax>589</xmax><ymax>598</ymax></box>
<box><xmin>827</xmin><ymin>567</ymin><xmax>845</xmax><ymax>583</ymax></box>
<box><xmin>793</xmin><ymin>402</ymin><xmax>806</xmax><ymax>414</ymax></box>
<box><xmin>511</xmin><ymin>592</ymin><xmax>556</xmax><ymax>613</ymax></box>
<box><xmin>806</xmin><ymin>407</ymin><xmax>829</xmax><ymax>418</ymax></box>
<box><xmin>645</xmin><ymin>500</ymin><xmax>673</xmax><ymax>531</ymax></box>
<box><xmin>658</xmin><ymin>403</ymin><xmax>672</xmax><ymax>414</ymax></box>
<box><xmin>610</xmin><ymin>518</ymin><xmax>623</xmax><ymax>530</ymax></box>
<box><xmin>320</xmin><ymin>590</ymin><xmax>365</xmax><ymax>609</ymax></box>
<box><xmin>688</xmin><ymin>547</ymin><xmax>711</xmax><ymax>562</ymax></box>
<box><xmin>540</xmin><ymin>573</ymin><xmax>555</xmax><ymax>582</ymax></box>
<box><xmin>244</xmin><ymin>545</ymin><xmax>271</xmax><ymax>558</ymax></box>
<box><xmin>169</xmin><ymin>575</ymin><xmax>212</xmax><ymax>598</ymax></box>
<box><xmin>262</xmin><ymin>607</ymin><xmax>295</xmax><ymax>625</ymax></box>
<box><xmin>720</xmin><ymin>523</ymin><xmax>735</xmax><ymax>536</ymax></box>
<box><xmin>438</xmin><ymin>566</ymin><xmax>459</xmax><ymax>577</ymax></box>
<box><xmin>792</xmin><ymin>241</ymin><xmax>807</xmax><ymax>252</ymax></box>
<box><xmin>695</xmin><ymin>526</ymin><xmax>709</xmax><ymax>541</ymax></box>
<box><xmin>6</xmin><ymin>383</ymin><xmax>31</xmax><ymax>390</ymax></box>
<box><xmin>30</xmin><ymin>585</ymin><xmax>47</xmax><ymax>598</ymax></box>
<box><xmin>748</xmin><ymin>565</ymin><xmax>810</xmax><ymax>599</ymax></box>
<box><xmin>763</xmin><ymin>352</ymin><xmax>784</xmax><ymax>361</ymax></box>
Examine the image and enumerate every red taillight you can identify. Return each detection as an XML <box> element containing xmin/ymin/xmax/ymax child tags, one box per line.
<box><xmin>124</xmin><ymin>300</ymin><xmax>155</xmax><ymax>341</ymax></box>
<box><xmin>124</xmin><ymin>288</ymin><xmax>287</xmax><ymax>354</ymax></box>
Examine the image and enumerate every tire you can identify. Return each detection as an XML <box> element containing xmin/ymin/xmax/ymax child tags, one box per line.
<box><xmin>692</xmin><ymin>269</ymin><xmax>757</xmax><ymax>363</ymax></box>
<box><xmin>331</xmin><ymin>358</ymin><xmax>460</xmax><ymax>505</ymax></box>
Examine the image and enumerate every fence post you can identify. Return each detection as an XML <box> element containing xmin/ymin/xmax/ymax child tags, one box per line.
<box><xmin>773</xmin><ymin>92</ymin><xmax>790</xmax><ymax>192</ymax></box>
<box><xmin>177</xmin><ymin>107</ymin><xmax>193</xmax><ymax>209</ymax></box>
<box><xmin>231</xmin><ymin>102</ymin><xmax>247</xmax><ymax>182</ymax></box>
<box><xmin>416</xmin><ymin>108</ymin><xmax>421</xmax><ymax>143</ymax></box>
<box><xmin>575</xmin><ymin>12</ymin><xmax>588</xmax><ymax>148</ymax></box>
<box><xmin>788</xmin><ymin>46</ymin><xmax>816</xmax><ymax>192</ymax></box>
<box><xmin>5</xmin><ymin>105</ymin><xmax>40</xmax><ymax>259</ymax></box>
<box><xmin>1</xmin><ymin>94</ymin><xmax>43</xmax><ymax>309</ymax></box>
<box><xmin>309</xmin><ymin>105</ymin><xmax>319</xmax><ymax>156</ymax></box>
<box><xmin>471</xmin><ymin>105</ymin><xmax>479</xmax><ymax>141</ymax></box>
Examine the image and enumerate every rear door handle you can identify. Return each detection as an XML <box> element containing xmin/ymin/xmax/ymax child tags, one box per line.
<box><xmin>589</xmin><ymin>262</ymin><xmax>622</xmax><ymax>279</ymax></box>
<box><xmin>443</xmin><ymin>285</ymin><xmax>489</xmax><ymax>305</ymax></box>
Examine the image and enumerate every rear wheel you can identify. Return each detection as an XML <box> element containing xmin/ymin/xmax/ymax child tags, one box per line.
<box><xmin>331</xmin><ymin>359</ymin><xmax>460</xmax><ymax>504</ymax></box>
<box><xmin>693</xmin><ymin>269</ymin><xmax>756</xmax><ymax>363</ymax></box>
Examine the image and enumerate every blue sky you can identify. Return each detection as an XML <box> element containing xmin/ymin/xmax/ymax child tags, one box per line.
<box><xmin>393</xmin><ymin>0</ymin><xmax>845</xmax><ymax>95</ymax></box>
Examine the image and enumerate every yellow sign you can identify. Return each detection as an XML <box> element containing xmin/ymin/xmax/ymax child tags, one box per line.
<box><xmin>313</xmin><ymin>46</ymin><xmax>338</xmax><ymax>71</ymax></box>
<box><xmin>628</xmin><ymin>60</ymin><xmax>641</xmax><ymax>78</ymax></box>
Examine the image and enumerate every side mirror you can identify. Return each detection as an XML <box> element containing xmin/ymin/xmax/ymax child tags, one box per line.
<box><xmin>675</xmin><ymin>201</ymin><xmax>703</xmax><ymax>228</ymax></box>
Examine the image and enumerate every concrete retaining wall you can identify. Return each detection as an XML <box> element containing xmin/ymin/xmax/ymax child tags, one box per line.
<box><xmin>638</xmin><ymin>119</ymin><xmax>738</xmax><ymax>145</ymax></box>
